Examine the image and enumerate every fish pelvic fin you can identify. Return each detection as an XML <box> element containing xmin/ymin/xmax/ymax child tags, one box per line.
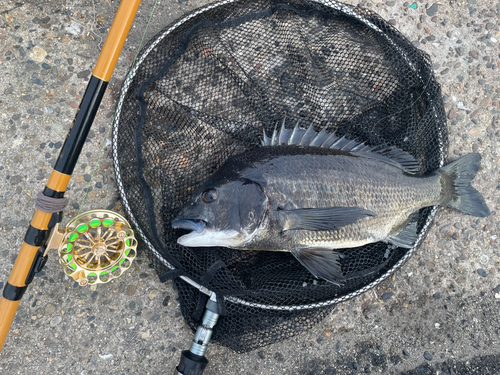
<box><xmin>290</xmin><ymin>247</ymin><xmax>345</xmax><ymax>285</ymax></box>
<box><xmin>440</xmin><ymin>153</ymin><xmax>490</xmax><ymax>217</ymax></box>
<box><xmin>262</xmin><ymin>120</ymin><xmax>421</xmax><ymax>173</ymax></box>
<box><xmin>280</xmin><ymin>206</ymin><xmax>377</xmax><ymax>231</ymax></box>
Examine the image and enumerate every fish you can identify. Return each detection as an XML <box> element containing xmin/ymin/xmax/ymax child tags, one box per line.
<box><xmin>172</xmin><ymin>120</ymin><xmax>490</xmax><ymax>285</ymax></box>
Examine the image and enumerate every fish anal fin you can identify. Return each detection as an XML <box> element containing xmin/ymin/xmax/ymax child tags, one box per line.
<box><xmin>386</xmin><ymin>215</ymin><xmax>419</xmax><ymax>248</ymax></box>
<box><xmin>280</xmin><ymin>206</ymin><xmax>377</xmax><ymax>231</ymax></box>
<box><xmin>290</xmin><ymin>247</ymin><xmax>345</xmax><ymax>285</ymax></box>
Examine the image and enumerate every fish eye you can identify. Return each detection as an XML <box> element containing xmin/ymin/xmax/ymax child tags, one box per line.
<box><xmin>202</xmin><ymin>188</ymin><xmax>218</xmax><ymax>203</ymax></box>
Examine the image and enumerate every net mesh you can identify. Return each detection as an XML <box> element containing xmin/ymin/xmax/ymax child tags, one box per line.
<box><xmin>112</xmin><ymin>0</ymin><xmax>448</xmax><ymax>352</ymax></box>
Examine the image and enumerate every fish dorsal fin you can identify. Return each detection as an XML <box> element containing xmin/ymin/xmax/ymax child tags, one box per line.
<box><xmin>353</xmin><ymin>146</ymin><xmax>421</xmax><ymax>174</ymax></box>
<box><xmin>262</xmin><ymin>120</ymin><xmax>420</xmax><ymax>174</ymax></box>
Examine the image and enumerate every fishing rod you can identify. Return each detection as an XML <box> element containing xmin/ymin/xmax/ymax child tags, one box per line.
<box><xmin>0</xmin><ymin>0</ymin><xmax>142</xmax><ymax>352</ymax></box>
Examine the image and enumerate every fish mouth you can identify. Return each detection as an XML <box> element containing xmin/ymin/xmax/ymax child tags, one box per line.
<box><xmin>172</xmin><ymin>218</ymin><xmax>209</xmax><ymax>246</ymax></box>
<box><xmin>172</xmin><ymin>218</ymin><xmax>206</xmax><ymax>233</ymax></box>
<box><xmin>172</xmin><ymin>218</ymin><xmax>241</xmax><ymax>247</ymax></box>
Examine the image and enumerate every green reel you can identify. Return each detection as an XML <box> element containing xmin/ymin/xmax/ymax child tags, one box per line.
<box><xmin>48</xmin><ymin>210</ymin><xmax>137</xmax><ymax>286</ymax></box>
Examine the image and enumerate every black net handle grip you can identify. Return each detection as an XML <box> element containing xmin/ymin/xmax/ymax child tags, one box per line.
<box><xmin>175</xmin><ymin>350</ymin><xmax>208</xmax><ymax>375</ymax></box>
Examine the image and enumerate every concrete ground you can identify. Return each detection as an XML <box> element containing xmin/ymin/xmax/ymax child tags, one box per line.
<box><xmin>0</xmin><ymin>0</ymin><xmax>499</xmax><ymax>374</ymax></box>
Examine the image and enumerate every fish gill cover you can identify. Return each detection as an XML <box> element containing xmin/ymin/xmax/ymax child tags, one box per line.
<box><xmin>112</xmin><ymin>0</ymin><xmax>448</xmax><ymax>352</ymax></box>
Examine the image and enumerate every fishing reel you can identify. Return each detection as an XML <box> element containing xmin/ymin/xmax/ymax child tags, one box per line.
<box><xmin>47</xmin><ymin>210</ymin><xmax>138</xmax><ymax>286</ymax></box>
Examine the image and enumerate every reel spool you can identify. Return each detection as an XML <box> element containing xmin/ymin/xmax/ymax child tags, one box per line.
<box><xmin>47</xmin><ymin>210</ymin><xmax>138</xmax><ymax>286</ymax></box>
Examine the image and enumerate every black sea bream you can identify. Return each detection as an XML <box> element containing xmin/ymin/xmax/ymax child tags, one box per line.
<box><xmin>172</xmin><ymin>121</ymin><xmax>490</xmax><ymax>285</ymax></box>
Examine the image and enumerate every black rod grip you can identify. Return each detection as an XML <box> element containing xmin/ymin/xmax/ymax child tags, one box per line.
<box><xmin>54</xmin><ymin>76</ymin><xmax>108</xmax><ymax>175</ymax></box>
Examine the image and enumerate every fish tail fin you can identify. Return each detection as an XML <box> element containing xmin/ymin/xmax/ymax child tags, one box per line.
<box><xmin>440</xmin><ymin>153</ymin><xmax>490</xmax><ymax>217</ymax></box>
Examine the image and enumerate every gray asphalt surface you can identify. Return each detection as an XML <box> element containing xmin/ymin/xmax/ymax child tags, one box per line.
<box><xmin>0</xmin><ymin>0</ymin><xmax>499</xmax><ymax>374</ymax></box>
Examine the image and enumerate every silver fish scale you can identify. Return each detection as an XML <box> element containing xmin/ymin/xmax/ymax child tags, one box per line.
<box><xmin>244</xmin><ymin>147</ymin><xmax>443</xmax><ymax>250</ymax></box>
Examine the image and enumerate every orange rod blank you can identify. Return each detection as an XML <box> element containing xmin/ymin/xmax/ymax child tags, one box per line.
<box><xmin>46</xmin><ymin>170</ymin><xmax>71</xmax><ymax>192</ymax></box>
<box><xmin>93</xmin><ymin>0</ymin><xmax>143</xmax><ymax>81</ymax></box>
<box><xmin>7</xmin><ymin>243</ymin><xmax>40</xmax><ymax>288</ymax></box>
<box><xmin>31</xmin><ymin>210</ymin><xmax>53</xmax><ymax>231</ymax></box>
<box><xmin>0</xmin><ymin>299</ymin><xmax>21</xmax><ymax>350</ymax></box>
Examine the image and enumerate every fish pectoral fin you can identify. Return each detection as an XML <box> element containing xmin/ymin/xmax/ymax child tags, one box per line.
<box><xmin>386</xmin><ymin>215</ymin><xmax>419</xmax><ymax>249</ymax></box>
<box><xmin>280</xmin><ymin>207</ymin><xmax>377</xmax><ymax>231</ymax></box>
<box><xmin>290</xmin><ymin>247</ymin><xmax>345</xmax><ymax>285</ymax></box>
